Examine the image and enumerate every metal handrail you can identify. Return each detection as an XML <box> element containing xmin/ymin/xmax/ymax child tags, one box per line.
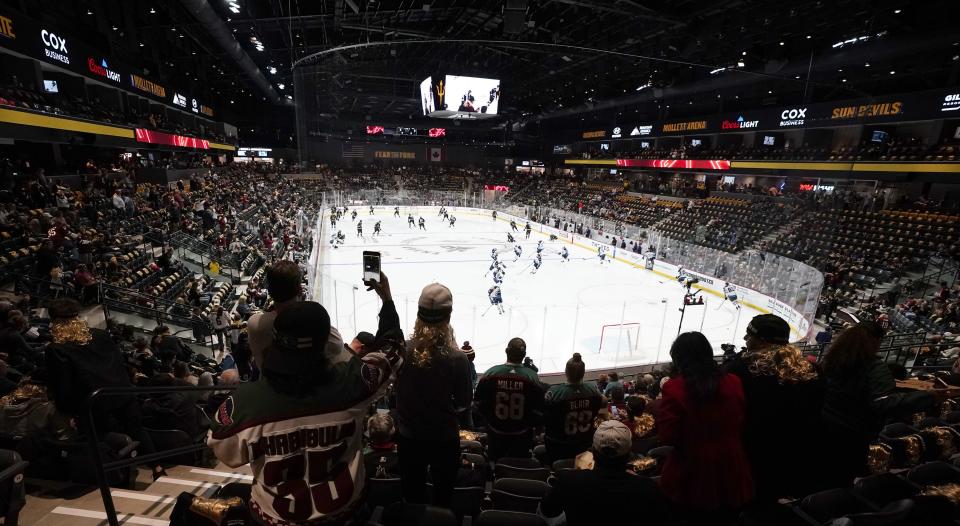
<box><xmin>85</xmin><ymin>385</ymin><xmax>238</xmax><ymax>526</ymax></box>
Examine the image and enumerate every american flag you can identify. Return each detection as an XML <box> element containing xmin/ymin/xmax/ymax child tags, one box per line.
<box><xmin>342</xmin><ymin>144</ymin><xmax>365</xmax><ymax>158</ymax></box>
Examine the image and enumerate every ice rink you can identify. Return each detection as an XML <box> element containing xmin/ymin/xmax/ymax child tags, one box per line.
<box><xmin>314</xmin><ymin>206</ymin><xmax>761</xmax><ymax>375</ymax></box>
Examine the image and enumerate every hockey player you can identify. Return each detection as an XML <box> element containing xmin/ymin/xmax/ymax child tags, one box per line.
<box><xmin>448</xmin><ymin>215</ymin><xmax>456</xmax><ymax>227</ymax></box>
<box><xmin>492</xmin><ymin>210</ymin><xmax>498</xmax><ymax>221</ymax></box>
<box><xmin>442</xmin><ymin>209</ymin><xmax>450</xmax><ymax>221</ymax></box>
<box><xmin>407</xmin><ymin>214</ymin><xmax>415</xmax><ymax>228</ymax></box>
<box><xmin>394</xmin><ymin>206</ymin><xmax>400</xmax><ymax>218</ymax></box>
<box><xmin>438</xmin><ymin>206</ymin><xmax>446</xmax><ymax>217</ymax></box>
<box><xmin>492</xmin><ymin>268</ymin><xmax>504</xmax><ymax>285</ymax></box>
<box><xmin>369</xmin><ymin>205</ymin><xmax>375</xmax><ymax>215</ymax></box>
<box><xmin>373</xmin><ymin>221</ymin><xmax>382</xmax><ymax>237</ymax></box>
<box><xmin>536</xmin><ymin>240</ymin><xmax>544</xmax><ymax>255</ymax></box>
<box><xmin>351</xmin><ymin>209</ymin><xmax>357</xmax><ymax>222</ymax></box>
<box><xmin>531</xmin><ymin>253</ymin><xmax>543</xmax><ymax>274</ymax></box>
<box><xmin>560</xmin><ymin>246</ymin><xmax>569</xmax><ymax>263</ymax></box>
<box><xmin>524</xmin><ymin>222</ymin><xmax>532</xmax><ymax>239</ymax></box>
<box><xmin>722</xmin><ymin>282</ymin><xmax>741</xmax><ymax>310</ymax></box>
<box><xmin>418</xmin><ymin>217</ymin><xmax>426</xmax><ymax>230</ymax></box>
<box><xmin>598</xmin><ymin>246</ymin><xmax>608</xmax><ymax>264</ymax></box>
<box><xmin>513</xmin><ymin>244</ymin><xmax>523</xmax><ymax>261</ymax></box>
<box><xmin>356</xmin><ymin>220</ymin><xmax>363</xmax><ymax>238</ymax></box>
<box><xmin>507</xmin><ymin>232</ymin><xmax>515</xmax><ymax>243</ymax></box>
<box><xmin>488</xmin><ymin>285</ymin><xmax>504</xmax><ymax>314</ymax></box>
<box><xmin>510</xmin><ymin>220</ymin><xmax>518</xmax><ymax>232</ymax></box>
<box><xmin>491</xmin><ymin>248</ymin><xmax>499</xmax><ymax>262</ymax></box>
<box><xmin>330</xmin><ymin>214</ymin><xmax>337</xmax><ymax>229</ymax></box>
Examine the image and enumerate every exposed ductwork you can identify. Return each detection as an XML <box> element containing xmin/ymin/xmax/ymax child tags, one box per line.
<box><xmin>178</xmin><ymin>0</ymin><xmax>292</xmax><ymax>106</ymax></box>
<box><xmin>532</xmin><ymin>31</ymin><xmax>959</xmax><ymax>122</ymax></box>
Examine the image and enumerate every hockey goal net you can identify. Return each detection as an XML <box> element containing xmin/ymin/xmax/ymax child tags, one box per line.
<box><xmin>597</xmin><ymin>322</ymin><xmax>642</xmax><ymax>355</ymax></box>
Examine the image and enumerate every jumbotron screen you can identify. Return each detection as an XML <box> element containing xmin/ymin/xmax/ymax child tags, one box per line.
<box><xmin>421</xmin><ymin>75</ymin><xmax>500</xmax><ymax>120</ymax></box>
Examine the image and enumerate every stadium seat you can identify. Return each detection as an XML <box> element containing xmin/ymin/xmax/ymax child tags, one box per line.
<box><xmin>550</xmin><ymin>458</ymin><xmax>575</xmax><ymax>472</ymax></box>
<box><xmin>853</xmin><ymin>472</ymin><xmax>919</xmax><ymax>508</ymax></box>
<box><xmin>476</xmin><ymin>510</ymin><xmax>547</xmax><ymax>526</ymax></box>
<box><xmin>367</xmin><ymin>478</ymin><xmax>403</xmax><ymax>508</ymax></box>
<box><xmin>906</xmin><ymin>461</ymin><xmax>960</xmax><ymax>486</ymax></box>
<box><xmin>493</xmin><ymin>459</ymin><xmax>550</xmax><ymax>482</ymax></box>
<box><xmin>842</xmin><ymin>499</ymin><xmax>915</xmax><ymax>526</ymax></box>
<box><xmin>448</xmin><ymin>486</ymin><xmax>485</xmax><ymax>521</ymax></box>
<box><xmin>460</xmin><ymin>440</ymin><xmax>484</xmax><ymax>454</ymax></box>
<box><xmin>798</xmin><ymin>488</ymin><xmax>875</xmax><ymax>524</ymax></box>
<box><xmin>381</xmin><ymin>503</ymin><xmax>458</xmax><ymax>526</ymax></box>
<box><xmin>490</xmin><ymin>478</ymin><xmax>551</xmax><ymax>513</ymax></box>
<box><xmin>0</xmin><ymin>449</ymin><xmax>28</xmax><ymax>526</ymax></box>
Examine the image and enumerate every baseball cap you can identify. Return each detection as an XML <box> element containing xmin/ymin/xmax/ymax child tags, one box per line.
<box><xmin>354</xmin><ymin>331</ymin><xmax>375</xmax><ymax>347</ymax></box>
<box><xmin>746</xmin><ymin>314</ymin><xmax>790</xmax><ymax>344</ymax></box>
<box><xmin>593</xmin><ymin>420</ymin><xmax>632</xmax><ymax>458</ymax></box>
<box><xmin>417</xmin><ymin>283</ymin><xmax>453</xmax><ymax>323</ymax></box>
<box><xmin>262</xmin><ymin>301</ymin><xmax>332</xmax><ymax>376</ymax></box>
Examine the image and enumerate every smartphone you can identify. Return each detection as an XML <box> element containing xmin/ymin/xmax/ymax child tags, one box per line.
<box><xmin>362</xmin><ymin>251</ymin><xmax>381</xmax><ymax>283</ymax></box>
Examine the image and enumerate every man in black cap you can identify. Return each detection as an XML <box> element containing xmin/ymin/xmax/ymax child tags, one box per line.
<box><xmin>475</xmin><ymin>337</ymin><xmax>545</xmax><ymax>460</ymax></box>
<box><xmin>726</xmin><ymin>313</ymin><xmax>822</xmax><ymax>502</ymax></box>
<box><xmin>208</xmin><ymin>274</ymin><xmax>404</xmax><ymax>526</ymax></box>
<box><xmin>346</xmin><ymin>331</ymin><xmax>376</xmax><ymax>356</ymax></box>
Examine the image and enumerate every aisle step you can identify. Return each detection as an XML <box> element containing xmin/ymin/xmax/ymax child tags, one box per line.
<box><xmin>35</xmin><ymin>506</ymin><xmax>169</xmax><ymax>526</ymax></box>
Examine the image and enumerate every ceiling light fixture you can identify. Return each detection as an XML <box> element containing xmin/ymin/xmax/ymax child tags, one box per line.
<box><xmin>889</xmin><ymin>70</ymin><xmax>895</xmax><ymax>74</ymax></box>
<box><xmin>779</xmin><ymin>41</ymin><xmax>784</xmax><ymax>46</ymax></box>
<box><xmin>864</xmin><ymin>62</ymin><xmax>870</xmax><ymax>67</ymax></box>
<box><xmin>150</xmin><ymin>7</ymin><xmax>156</xmax><ymax>14</ymax></box>
<box><xmin>226</xmin><ymin>1</ymin><xmax>241</xmax><ymax>14</ymax></box>
<box><xmin>268</xmin><ymin>66</ymin><xmax>277</xmax><ymax>74</ymax></box>
<box><xmin>278</xmin><ymin>83</ymin><xmax>285</xmax><ymax>90</ymax></box>
<box><xmin>737</xmin><ymin>60</ymin><xmax>745</xmax><ymax>67</ymax></box>
<box><xmin>87</xmin><ymin>9</ymin><xmax>93</xmax><ymax>15</ymax></box>
<box><xmin>894</xmin><ymin>8</ymin><xmax>901</xmax><ymax>13</ymax></box>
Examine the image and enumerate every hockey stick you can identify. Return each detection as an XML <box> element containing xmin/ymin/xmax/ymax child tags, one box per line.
<box><xmin>715</xmin><ymin>299</ymin><xmax>727</xmax><ymax>311</ymax></box>
<box><xmin>480</xmin><ymin>304</ymin><xmax>494</xmax><ymax>317</ymax></box>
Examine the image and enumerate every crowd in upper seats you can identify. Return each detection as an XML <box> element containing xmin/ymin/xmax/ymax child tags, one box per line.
<box><xmin>0</xmin><ymin>76</ymin><xmax>233</xmax><ymax>144</ymax></box>
<box><xmin>578</xmin><ymin>136</ymin><xmax>959</xmax><ymax>162</ymax></box>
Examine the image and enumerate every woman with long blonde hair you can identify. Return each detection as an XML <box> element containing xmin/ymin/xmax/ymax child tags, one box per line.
<box><xmin>394</xmin><ymin>283</ymin><xmax>472</xmax><ymax>507</ymax></box>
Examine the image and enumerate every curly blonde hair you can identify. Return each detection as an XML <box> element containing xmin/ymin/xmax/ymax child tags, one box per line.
<box><xmin>746</xmin><ymin>344</ymin><xmax>818</xmax><ymax>384</ymax></box>
<box><xmin>408</xmin><ymin>318</ymin><xmax>457</xmax><ymax>368</ymax></box>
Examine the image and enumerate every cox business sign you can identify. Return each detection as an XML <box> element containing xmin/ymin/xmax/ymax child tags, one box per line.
<box><xmin>40</xmin><ymin>28</ymin><xmax>69</xmax><ymax>64</ymax></box>
<box><xmin>779</xmin><ymin>107</ymin><xmax>807</xmax><ymax>127</ymax></box>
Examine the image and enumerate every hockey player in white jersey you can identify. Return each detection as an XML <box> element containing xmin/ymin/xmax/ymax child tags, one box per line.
<box><xmin>488</xmin><ymin>285</ymin><xmax>504</xmax><ymax>314</ymax></box>
<box><xmin>513</xmin><ymin>244</ymin><xmax>522</xmax><ymax>261</ymax></box>
<box><xmin>721</xmin><ymin>282</ymin><xmax>741</xmax><ymax>310</ymax></box>
<box><xmin>560</xmin><ymin>246</ymin><xmax>569</xmax><ymax>263</ymax></box>
<box><xmin>598</xmin><ymin>246</ymin><xmax>608</xmax><ymax>264</ymax></box>
<box><xmin>536</xmin><ymin>240</ymin><xmax>544</xmax><ymax>255</ymax></box>
<box><xmin>531</xmin><ymin>253</ymin><xmax>543</xmax><ymax>274</ymax></box>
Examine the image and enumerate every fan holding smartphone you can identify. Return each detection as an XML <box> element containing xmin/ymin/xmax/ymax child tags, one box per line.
<box><xmin>363</xmin><ymin>251</ymin><xmax>382</xmax><ymax>283</ymax></box>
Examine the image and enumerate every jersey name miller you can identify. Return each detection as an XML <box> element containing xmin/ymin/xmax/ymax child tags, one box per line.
<box><xmin>249</xmin><ymin>420</ymin><xmax>357</xmax><ymax>460</ymax></box>
<box><xmin>497</xmin><ymin>379</ymin><xmax>525</xmax><ymax>391</ymax></box>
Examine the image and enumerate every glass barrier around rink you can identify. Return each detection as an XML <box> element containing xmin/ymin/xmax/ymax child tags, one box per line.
<box><xmin>306</xmin><ymin>195</ymin><xmax>823</xmax><ymax>372</ymax></box>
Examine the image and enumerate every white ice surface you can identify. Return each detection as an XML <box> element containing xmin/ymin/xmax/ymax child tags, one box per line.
<box><xmin>315</xmin><ymin>207</ymin><xmax>758</xmax><ymax>375</ymax></box>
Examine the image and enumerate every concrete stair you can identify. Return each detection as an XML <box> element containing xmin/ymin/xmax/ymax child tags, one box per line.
<box><xmin>29</xmin><ymin>464</ymin><xmax>253</xmax><ymax>526</ymax></box>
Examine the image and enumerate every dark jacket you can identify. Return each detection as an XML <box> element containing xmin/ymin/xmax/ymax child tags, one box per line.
<box><xmin>822</xmin><ymin>356</ymin><xmax>934</xmax><ymax>438</ymax></box>
<box><xmin>45</xmin><ymin>327</ymin><xmax>134</xmax><ymax>418</ymax></box>
<box><xmin>726</xmin><ymin>349</ymin><xmax>824</xmax><ymax>500</ymax></box>
<box><xmin>395</xmin><ymin>341</ymin><xmax>472</xmax><ymax>441</ymax></box>
<box><xmin>540</xmin><ymin>465</ymin><xmax>672</xmax><ymax>526</ymax></box>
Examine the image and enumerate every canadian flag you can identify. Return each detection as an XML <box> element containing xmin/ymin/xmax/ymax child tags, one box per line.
<box><xmin>428</xmin><ymin>147</ymin><xmax>445</xmax><ymax>162</ymax></box>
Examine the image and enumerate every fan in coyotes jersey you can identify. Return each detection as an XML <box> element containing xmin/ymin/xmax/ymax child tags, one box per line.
<box><xmin>208</xmin><ymin>277</ymin><xmax>402</xmax><ymax>526</ymax></box>
<box><xmin>475</xmin><ymin>337</ymin><xmax>545</xmax><ymax>460</ymax></box>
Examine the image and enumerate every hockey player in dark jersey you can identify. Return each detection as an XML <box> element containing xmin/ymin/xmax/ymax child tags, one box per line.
<box><xmin>407</xmin><ymin>214</ymin><xmax>415</xmax><ymax>228</ymax></box>
<box><xmin>438</xmin><ymin>206</ymin><xmax>446</xmax><ymax>217</ymax></box>
<box><xmin>475</xmin><ymin>338</ymin><xmax>545</xmax><ymax>459</ymax></box>
<box><xmin>543</xmin><ymin>353</ymin><xmax>605</xmax><ymax>462</ymax></box>
<box><xmin>351</xmin><ymin>209</ymin><xmax>358</xmax><ymax>221</ymax></box>
<box><xmin>524</xmin><ymin>222</ymin><xmax>532</xmax><ymax>239</ymax></box>
<box><xmin>418</xmin><ymin>217</ymin><xmax>426</xmax><ymax>230</ymax></box>
<box><xmin>488</xmin><ymin>285</ymin><xmax>504</xmax><ymax>314</ymax></box>
<box><xmin>357</xmin><ymin>220</ymin><xmax>363</xmax><ymax>238</ymax></box>
<box><xmin>492</xmin><ymin>210</ymin><xmax>498</xmax><ymax>221</ymax></box>
<box><xmin>369</xmin><ymin>205</ymin><xmax>375</xmax><ymax>215</ymax></box>
<box><xmin>373</xmin><ymin>221</ymin><xmax>382</xmax><ymax>237</ymax></box>
<box><xmin>394</xmin><ymin>206</ymin><xmax>400</xmax><ymax>218</ymax></box>
<box><xmin>507</xmin><ymin>232</ymin><xmax>515</xmax><ymax>243</ymax></box>
<box><xmin>510</xmin><ymin>220</ymin><xmax>518</xmax><ymax>232</ymax></box>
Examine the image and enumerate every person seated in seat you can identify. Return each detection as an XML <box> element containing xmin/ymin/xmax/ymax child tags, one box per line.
<box><xmin>539</xmin><ymin>420</ymin><xmax>673</xmax><ymax>526</ymax></box>
<box><xmin>543</xmin><ymin>353</ymin><xmax>605</xmax><ymax>463</ymax></box>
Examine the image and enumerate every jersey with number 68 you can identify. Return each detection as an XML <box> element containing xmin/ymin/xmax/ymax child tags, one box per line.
<box><xmin>475</xmin><ymin>363</ymin><xmax>545</xmax><ymax>435</ymax></box>
<box><xmin>543</xmin><ymin>382</ymin><xmax>605</xmax><ymax>449</ymax></box>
